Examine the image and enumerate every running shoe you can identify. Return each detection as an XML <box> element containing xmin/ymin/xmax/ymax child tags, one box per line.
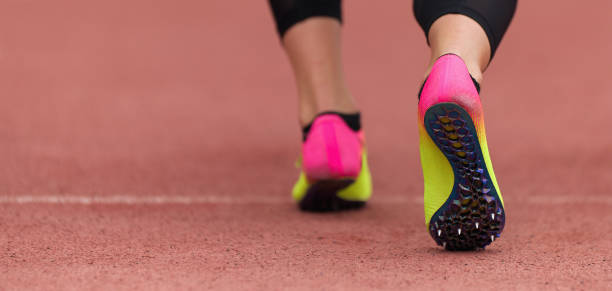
<box><xmin>418</xmin><ymin>54</ymin><xmax>505</xmax><ymax>250</ymax></box>
<box><xmin>292</xmin><ymin>113</ymin><xmax>372</xmax><ymax>211</ymax></box>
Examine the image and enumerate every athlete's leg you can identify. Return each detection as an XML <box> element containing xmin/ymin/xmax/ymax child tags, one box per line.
<box><xmin>269</xmin><ymin>0</ymin><xmax>357</xmax><ymax>126</ymax></box>
<box><xmin>414</xmin><ymin>0</ymin><xmax>517</xmax><ymax>250</ymax></box>
<box><xmin>268</xmin><ymin>0</ymin><xmax>371</xmax><ymax>211</ymax></box>
<box><xmin>426</xmin><ymin>14</ymin><xmax>490</xmax><ymax>83</ymax></box>
<box><xmin>414</xmin><ymin>0</ymin><xmax>517</xmax><ymax>83</ymax></box>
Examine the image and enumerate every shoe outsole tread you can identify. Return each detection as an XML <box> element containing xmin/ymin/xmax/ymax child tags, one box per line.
<box><xmin>424</xmin><ymin>102</ymin><xmax>505</xmax><ymax>250</ymax></box>
<box><xmin>299</xmin><ymin>179</ymin><xmax>366</xmax><ymax>212</ymax></box>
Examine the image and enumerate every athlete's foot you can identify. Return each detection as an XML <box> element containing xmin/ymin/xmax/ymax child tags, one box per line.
<box><xmin>292</xmin><ymin>112</ymin><xmax>372</xmax><ymax>212</ymax></box>
<box><xmin>418</xmin><ymin>54</ymin><xmax>505</xmax><ymax>250</ymax></box>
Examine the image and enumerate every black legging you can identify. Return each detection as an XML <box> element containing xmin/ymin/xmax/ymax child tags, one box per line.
<box><xmin>268</xmin><ymin>0</ymin><xmax>517</xmax><ymax>59</ymax></box>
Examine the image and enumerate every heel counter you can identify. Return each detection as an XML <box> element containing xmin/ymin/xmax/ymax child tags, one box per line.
<box><xmin>419</xmin><ymin>54</ymin><xmax>481</xmax><ymax>117</ymax></box>
<box><xmin>302</xmin><ymin>115</ymin><xmax>362</xmax><ymax>180</ymax></box>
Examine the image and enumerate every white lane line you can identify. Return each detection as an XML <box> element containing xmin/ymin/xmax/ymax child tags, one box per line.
<box><xmin>0</xmin><ymin>195</ymin><xmax>610</xmax><ymax>205</ymax></box>
<box><xmin>515</xmin><ymin>195</ymin><xmax>612</xmax><ymax>204</ymax></box>
<box><xmin>0</xmin><ymin>195</ymin><xmax>286</xmax><ymax>205</ymax></box>
<box><xmin>0</xmin><ymin>195</ymin><xmax>424</xmax><ymax>205</ymax></box>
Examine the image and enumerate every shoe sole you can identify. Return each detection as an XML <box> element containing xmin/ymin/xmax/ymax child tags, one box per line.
<box><xmin>299</xmin><ymin>179</ymin><xmax>366</xmax><ymax>212</ymax></box>
<box><xmin>424</xmin><ymin>102</ymin><xmax>505</xmax><ymax>250</ymax></box>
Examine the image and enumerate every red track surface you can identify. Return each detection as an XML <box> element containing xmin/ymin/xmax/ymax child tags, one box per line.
<box><xmin>1</xmin><ymin>1</ymin><xmax>611</xmax><ymax>290</ymax></box>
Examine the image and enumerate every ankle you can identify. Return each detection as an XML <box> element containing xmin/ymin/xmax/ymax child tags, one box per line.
<box><xmin>425</xmin><ymin>52</ymin><xmax>484</xmax><ymax>85</ymax></box>
<box><xmin>298</xmin><ymin>92</ymin><xmax>359</xmax><ymax>126</ymax></box>
<box><xmin>465</xmin><ymin>66</ymin><xmax>483</xmax><ymax>85</ymax></box>
<box><xmin>426</xmin><ymin>14</ymin><xmax>490</xmax><ymax>85</ymax></box>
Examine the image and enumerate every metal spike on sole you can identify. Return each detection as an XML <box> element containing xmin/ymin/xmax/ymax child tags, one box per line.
<box><xmin>424</xmin><ymin>103</ymin><xmax>506</xmax><ymax>251</ymax></box>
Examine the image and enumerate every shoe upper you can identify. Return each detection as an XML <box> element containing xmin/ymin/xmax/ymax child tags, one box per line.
<box><xmin>302</xmin><ymin>114</ymin><xmax>363</xmax><ymax>181</ymax></box>
<box><xmin>418</xmin><ymin>54</ymin><xmax>504</xmax><ymax>227</ymax></box>
<box><xmin>418</xmin><ymin>54</ymin><xmax>482</xmax><ymax>121</ymax></box>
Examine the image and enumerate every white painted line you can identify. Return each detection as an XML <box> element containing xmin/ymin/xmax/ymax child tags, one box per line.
<box><xmin>0</xmin><ymin>194</ymin><xmax>609</xmax><ymax>205</ymax></box>
<box><xmin>0</xmin><ymin>195</ymin><xmax>287</xmax><ymax>205</ymax></box>
<box><xmin>515</xmin><ymin>195</ymin><xmax>612</xmax><ymax>205</ymax></box>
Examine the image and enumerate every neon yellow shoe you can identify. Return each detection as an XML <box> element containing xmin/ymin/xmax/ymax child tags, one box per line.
<box><xmin>419</xmin><ymin>54</ymin><xmax>505</xmax><ymax>250</ymax></box>
<box><xmin>292</xmin><ymin>113</ymin><xmax>372</xmax><ymax>211</ymax></box>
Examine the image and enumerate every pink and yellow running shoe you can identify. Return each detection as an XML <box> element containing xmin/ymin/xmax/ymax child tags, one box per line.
<box><xmin>292</xmin><ymin>113</ymin><xmax>372</xmax><ymax>211</ymax></box>
<box><xmin>418</xmin><ymin>54</ymin><xmax>505</xmax><ymax>250</ymax></box>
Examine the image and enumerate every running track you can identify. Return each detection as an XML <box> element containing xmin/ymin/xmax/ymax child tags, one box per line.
<box><xmin>1</xmin><ymin>1</ymin><xmax>611</xmax><ymax>290</ymax></box>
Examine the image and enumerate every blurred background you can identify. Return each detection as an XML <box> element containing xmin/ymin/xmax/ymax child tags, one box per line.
<box><xmin>1</xmin><ymin>1</ymin><xmax>611</xmax><ymax>289</ymax></box>
<box><xmin>0</xmin><ymin>0</ymin><xmax>610</xmax><ymax>200</ymax></box>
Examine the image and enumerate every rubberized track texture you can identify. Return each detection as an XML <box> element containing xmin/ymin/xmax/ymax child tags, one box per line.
<box><xmin>1</xmin><ymin>0</ymin><xmax>611</xmax><ymax>290</ymax></box>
